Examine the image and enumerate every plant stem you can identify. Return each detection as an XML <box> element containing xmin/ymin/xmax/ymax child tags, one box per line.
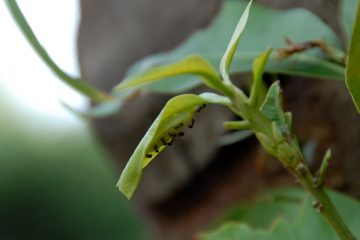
<box><xmin>298</xmin><ymin>169</ymin><xmax>356</xmax><ymax>240</ymax></box>
<box><xmin>233</xmin><ymin>97</ymin><xmax>356</xmax><ymax>240</ymax></box>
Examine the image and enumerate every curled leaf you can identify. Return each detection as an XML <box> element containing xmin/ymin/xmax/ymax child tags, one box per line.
<box><xmin>117</xmin><ymin>93</ymin><xmax>231</xmax><ymax>199</ymax></box>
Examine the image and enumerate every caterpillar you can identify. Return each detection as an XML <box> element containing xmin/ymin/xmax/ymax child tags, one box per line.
<box><xmin>144</xmin><ymin>104</ymin><xmax>204</xmax><ymax>160</ymax></box>
<box><xmin>174</xmin><ymin>123</ymin><xmax>184</xmax><ymax>130</ymax></box>
<box><xmin>154</xmin><ymin>144</ymin><xmax>159</xmax><ymax>153</ymax></box>
<box><xmin>168</xmin><ymin>132</ymin><xmax>177</xmax><ymax>137</ymax></box>
<box><xmin>167</xmin><ymin>138</ymin><xmax>174</xmax><ymax>146</ymax></box>
<box><xmin>196</xmin><ymin>104</ymin><xmax>206</xmax><ymax>112</ymax></box>
<box><xmin>188</xmin><ymin>119</ymin><xmax>195</xmax><ymax>128</ymax></box>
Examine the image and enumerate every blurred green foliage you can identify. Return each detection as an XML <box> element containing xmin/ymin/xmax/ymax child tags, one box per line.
<box><xmin>201</xmin><ymin>188</ymin><xmax>360</xmax><ymax>240</ymax></box>
<box><xmin>0</xmin><ymin>92</ymin><xmax>144</xmax><ymax>240</ymax></box>
<box><xmin>126</xmin><ymin>0</ymin><xmax>343</xmax><ymax>94</ymax></box>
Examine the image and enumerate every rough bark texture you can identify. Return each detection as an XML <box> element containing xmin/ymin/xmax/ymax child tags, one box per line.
<box><xmin>77</xmin><ymin>0</ymin><xmax>360</xmax><ymax>239</ymax></box>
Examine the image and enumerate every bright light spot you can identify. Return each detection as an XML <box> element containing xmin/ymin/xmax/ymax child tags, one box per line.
<box><xmin>0</xmin><ymin>0</ymin><xmax>86</xmax><ymax>125</ymax></box>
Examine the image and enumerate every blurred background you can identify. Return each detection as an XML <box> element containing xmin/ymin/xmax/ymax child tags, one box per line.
<box><xmin>0</xmin><ymin>1</ymin><xmax>144</xmax><ymax>239</ymax></box>
<box><xmin>1</xmin><ymin>0</ymin><xmax>359</xmax><ymax>240</ymax></box>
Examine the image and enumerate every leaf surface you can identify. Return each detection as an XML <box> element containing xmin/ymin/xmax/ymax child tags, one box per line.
<box><xmin>340</xmin><ymin>0</ymin><xmax>360</xmax><ymax>41</ymax></box>
<box><xmin>260</xmin><ymin>81</ymin><xmax>287</xmax><ymax>133</ymax></box>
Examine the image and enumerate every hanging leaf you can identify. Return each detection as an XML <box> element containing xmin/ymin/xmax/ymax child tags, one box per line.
<box><xmin>345</xmin><ymin>3</ymin><xmax>360</xmax><ymax>113</ymax></box>
<box><xmin>117</xmin><ymin>93</ymin><xmax>231</xmax><ymax>199</ymax></box>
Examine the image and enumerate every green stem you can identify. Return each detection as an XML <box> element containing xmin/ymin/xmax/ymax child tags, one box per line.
<box><xmin>232</xmin><ymin>96</ymin><xmax>356</xmax><ymax>240</ymax></box>
<box><xmin>223</xmin><ymin>120</ymin><xmax>250</xmax><ymax>130</ymax></box>
<box><xmin>5</xmin><ymin>0</ymin><xmax>113</xmax><ymax>103</ymax></box>
<box><xmin>296</xmin><ymin>167</ymin><xmax>356</xmax><ymax>240</ymax></box>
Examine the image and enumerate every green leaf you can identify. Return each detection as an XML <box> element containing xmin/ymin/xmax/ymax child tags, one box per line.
<box><xmin>117</xmin><ymin>93</ymin><xmax>231</xmax><ymax>199</ymax></box>
<box><xmin>201</xmin><ymin>219</ymin><xmax>294</xmax><ymax>240</ymax></box>
<box><xmin>217</xmin><ymin>130</ymin><xmax>253</xmax><ymax>146</ymax></box>
<box><xmin>340</xmin><ymin>0</ymin><xmax>360</xmax><ymax>42</ymax></box>
<box><xmin>200</xmin><ymin>188</ymin><xmax>360</xmax><ymax>240</ymax></box>
<box><xmin>88</xmin><ymin>98</ymin><xmax>124</xmax><ymax>118</ymax></box>
<box><xmin>250</xmin><ymin>48</ymin><xmax>272</xmax><ymax>107</ymax></box>
<box><xmin>222</xmin><ymin>188</ymin><xmax>305</xmax><ymax>228</ymax></box>
<box><xmin>127</xmin><ymin>1</ymin><xmax>343</xmax><ymax>93</ymax></box>
<box><xmin>260</xmin><ymin>81</ymin><xmax>287</xmax><ymax>133</ymax></box>
<box><xmin>5</xmin><ymin>0</ymin><xmax>112</xmax><ymax>103</ymax></box>
<box><xmin>345</xmin><ymin>3</ymin><xmax>360</xmax><ymax>113</ymax></box>
<box><xmin>114</xmin><ymin>55</ymin><xmax>232</xmax><ymax>96</ymax></box>
<box><xmin>220</xmin><ymin>0</ymin><xmax>252</xmax><ymax>84</ymax></box>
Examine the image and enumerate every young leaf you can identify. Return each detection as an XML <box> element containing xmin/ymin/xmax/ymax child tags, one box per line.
<box><xmin>5</xmin><ymin>0</ymin><xmax>112</xmax><ymax>103</ymax></box>
<box><xmin>259</xmin><ymin>82</ymin><xmax>299</xmax><ymax>149</ymax></box>
<box><xmin>345</xmin><ymin>3</ymin><xmax>360</xmax><ymax>113</ymax></box>
<box><xmin>117</xmin><ymin>93</ymin><xmax>231</xmax><ymax>199</ymax></box>
<box><xmin>220</xmin><ymin>0</ymin><xmax>253</xmax><ymax>84</ymax></box>
<box><xmin>260</xmin><ymin>81</ymin><xmax>288</xmax><ymax>133</ymax></box>
<box><xmin>113</xmin><ymin>55</ymin><xmax>232</xmax><ymax>96</ymax></box>
<box><xmin>250</xmin><ymin>48</ymin><xmax>272</xmax><ymax>107</ymax></box>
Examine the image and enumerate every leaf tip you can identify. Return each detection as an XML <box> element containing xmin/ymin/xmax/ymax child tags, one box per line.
<box><xmin>117</xmin><ymin>178</ymin><xmax>135</xmax><ymax>200</ymax></box>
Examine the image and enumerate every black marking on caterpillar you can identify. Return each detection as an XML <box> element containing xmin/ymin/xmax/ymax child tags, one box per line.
<box><xmin>167</xmin><ymin>138</ymin><xmax>174</xmax><ymax>146</ymax></box>
<box><xmin>174</xmin><ymin>123</ymin><xmax>184</xmax><ymax>130</ymax></box>
<box><xmin>161</xmin><ymin>138</ymin><xmax>167</xmax><ymax>145</ymax></box>
<box><xmin>196</xmin><ymin>104</ymin><xmax>207</xmax><ymax>112</ymax></box>
<box><xmin>168</xmin><ymin>131</ymin><xmax>177</xmax><ymax>137</ymax></box>
<box><xmin>146</xmin><ymin>153</ymin><xmax>152</xmax><ymax>158</ymax></box>
<box><xmin>178</xmin><ymin>132</ymin><xmax>184</xmax><ymax>137</ymax></box>
<box><xmin>154</xmin><ymin>144</ymin><xmax>159</xmax><ymax>153</ymax></box>
<box><xmin>188</xmin><ymin>119</ymin><xmax>195</xmax><ymax>128</ymax></box>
